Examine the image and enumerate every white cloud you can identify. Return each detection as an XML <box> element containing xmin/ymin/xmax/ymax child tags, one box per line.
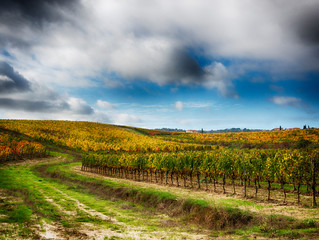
<box><xmin>186</xmin><ymin>102</ymin><xmax>212</xmax><ymax>108</ymax></box>
<box><xmin>68</xmin><ymin>97</ymin><xmax>94</xmax><ymax>115</ymax></box>
<box><xmin>110</xmin><ymin>113</ymin><xmax>141</xmax><ymax>126</ymax></box>
<box><xmin>270</xmin><ymin>96</ymin><xmax>303</xmax><ymax>108</ymax></box>
<box><xmin>96</xmin><ymin>100</ymin><xmax>116</xmax><ymax>110</ymax></box>
<box><xmin>175</xmin><ymin>101</ymin><xmax>183</xmax><ymax>111</ymax></box>
<box><xmin>177</xmin><ymin>119</ymin><xmax>190</xmax><ymax>125</ymax></box>
<box><xmin>203</xmin><ymin>62</ymin><xmax>238</xmax><ymax>98</ymax></box>
<box><xmin>0</xmin><ymin>75</ymin><xmax>12</xmax><ymax>82</ymax></box>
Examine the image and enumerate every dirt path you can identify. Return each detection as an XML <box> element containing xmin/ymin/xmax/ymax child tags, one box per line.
<box><xmin>47</xmin><ymin>185</ymin><xmax>213</xmax><ymax>239</ymax></box>
<box><xmin>46</xmin><ymin>186</ymin><xmax>149</xmax><ymax>239</ymax></box>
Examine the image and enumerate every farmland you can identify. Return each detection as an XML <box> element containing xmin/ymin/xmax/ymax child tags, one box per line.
<box><xmin>0</xmin><ymin>120</ymin><xmax>318</xmax><ymax>239</ymax></box>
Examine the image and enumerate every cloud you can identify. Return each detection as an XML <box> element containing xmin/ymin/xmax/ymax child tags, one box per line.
<box><xmin>269</xmin><ymin>85</ymin><xmax>284</xmax><ymax>93</ymax></box>
<box><xmin>0</xmin><ymin>96</ymin><xmax>93</xmax><ymax>115</ymax></box>
<box><xmin>0</xmin><ymin>61</ymin><xmax>30</xmax><ymax>93</ymax></box>
<box><xmin>186</xmin><ymin>102</ymin><xmax>211</xmax><ymax>108</ymax></box>
<box><xmin>1</xmin><ymin>0</ymin><xmax>319</xmax><ymax>107</ymax></box>
<box><xmin>270</xmin><ymin>96</ymin><xmax>303</xmax><ymax>108</ymax></box>
<box><xmin>167</xmin><ymin>49</ymin><xmax>204</xmax><ymax>83</ymax></box>
<box><xmin>0</xmin><ymin>0</ymin><xmax>80</xmax><ymax>48</ymax></box>
<box><xmin>295</xmin><ymin>6</ymin><xmax>319</xmax><ymax>46</ymax></box>
<box><xmin>175</xmin><ymin>101</ymin><xmax>183</xmax><ymax>111</ymax></box>
<box><xmin>0</xmin><ymin>61</ymin><xmax>93</xmax><ymax>115</ymax></box>
<box><xmin>0</xmin><ymin>98</ymin><xmax>68</xmax><ymax>112</ymax></box>
<box><xmin>203</xmin><ymin>62</ymin><xmax>238</xmax><ymax>98</ymax></box>
<box><xmin>177</xmin><ymin>119</ymin><xmax>190</xmax><ymax>125</ymax></box>
<box><xmin>68</xmin><ymin>97</ymin><xmax>94</xmax><ymax>115</ymax></box>
<box><xmin>96</xmin><ymin>100</ymin><xmax>116</xmax><ymax>110</ymax></box>
<box><xmin>110</xmin><ymin>113</ymin><xmax>141</xmax><ymax>126</ymax></box>
<box><xmin>0</xmin><ymin>0</ymin><xmax>79</xmax><ymax>27</ymax></box>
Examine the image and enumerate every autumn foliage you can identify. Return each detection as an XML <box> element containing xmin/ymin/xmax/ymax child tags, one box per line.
<box><xmin>0</xmin><ymin>132</ymin><xmax>46</xmax><ymax>162</ymax></box>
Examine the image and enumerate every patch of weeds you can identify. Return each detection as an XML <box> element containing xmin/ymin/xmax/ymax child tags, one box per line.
<box><xmin>146</xmin><ymin>224</ymin><xmax>161</xmax><ymax>231</ymax></box>
<box><xmin>119</xmin><ymin>202</ymin><xmax>135</xmax><ymax>210</ymax></box>
<box><xmin>48</xmin><ymin>151</ymin><xmax>75</xmax><ymax>161</ymax></box>
<box><xmin>104</xmin><ymin>236</ymin><xmax>121</xmax><ymax>240</ymax></box>
<box><xmin>264</xmin><ymin>228</ymin><xmax>310</xmax><ymax>239</ymax></box>
<box><xmin>238</xmin><ymin>236</ymin><xmax>251</xmax><ymax>240</ymax></box>
<box><xmin>75</xmin><ymin>215</ymin><xmax>102</xmax><ymax>224</ymax></box>
<box><xmin>0</xmin><ymin>166</ymin><xmax>65</xmax><ymax>222</ymax></box>
<box><xmin>116</xmin><ymin>216</ymin><xmax>137</xmax><ymax>225</ymax></box>
<box><xmin>209</xmin><ymin>232</ymin><xmax>219</xmax><ymax>237</ymax></box>
<box><xmin>215</xmin><ymin>198</ymin><xmax>263</xmax><ymax>209</ymax></box>
<box><xmin>61</xmin><ymin>220</ymin><xmax>72</xmax><ymax>228</ymax></box>
<box><xmin>235</xmin><ymin>225</ymin><xmax>259</xmax><ymax>235</ymax></box>
<box><xmin>298</xmin><ymin>227</ymin><xmax>319</xmax><ymax>236</ymax></box>
<box><xmin>109</xmin><ymin>223</ymin><xmax>121</xmax><ymax>231</ymax></box>
<box><xmin>8</xmin><ymin>204</ymin><xmax>32</xmax><ymax>223</ymax></box>
<box><xmin>184</xmin><ymin>198</ymin><xmax>209</xmax><ymax>208</ymax></box>
<box><xmin>301</xmin><ymin>218</ymin><xmax>317</xmax><ymax>228</ymax></box>
<box><xmin>18</xmin><ymin>225</ymin><xmax>34</xmax><ymax>238</ymax></box>
<box><xmin>279</xmin><ymin>230</ymin><xmax>302</xmax><ymax>239</ymax></box>
<box><xmin>259</xmin><ymin>224</ymin><xmax>279</xmax><ymax>237</ymax></box>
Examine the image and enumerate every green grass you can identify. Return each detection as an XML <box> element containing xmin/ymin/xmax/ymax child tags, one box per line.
<box><xmin>48</xmin><ymin>150</ymin><xmax>75</xmax><ymax>160</ymax></box>
<box><xmin>7</xmin><ymin>205</ymin><xmax>32</xmax><ymax>223</ymax></box>
<box><xmin>213</xmin><ymin>197</ymin><xmax>264</xmax><ymax>209</ymax></box>
<box><xmin>0</xmin><ymin>201</ymin><xmax>32</xmax><ymax>223</ymax></box>
<box><xmin>0</xmin><ymin>166</ymin><xmax>63</xmax><ymax>222</ymax></box>
<box><xmin>183</xmin><ymin>198</ymin><xmax>209</xmax><ymax>208</ymax></box>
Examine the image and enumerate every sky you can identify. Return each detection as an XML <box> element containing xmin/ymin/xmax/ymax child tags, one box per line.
<box><xmin>0</xmin><ymin>0</ymin><xmax>319</xmax><ymax>130</ymax></box>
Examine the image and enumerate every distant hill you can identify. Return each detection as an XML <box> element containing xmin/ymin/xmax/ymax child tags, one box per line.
<box><xmin>155</xmin><ymin>127</ymin><xmax>263</xmax><ymax>133</ymax></box>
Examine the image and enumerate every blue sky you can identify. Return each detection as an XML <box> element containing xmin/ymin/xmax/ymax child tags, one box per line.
<box><xmin>0</xmin><ymin>0</ymin><xmax>318</xmax><ymax>130</ymax></box>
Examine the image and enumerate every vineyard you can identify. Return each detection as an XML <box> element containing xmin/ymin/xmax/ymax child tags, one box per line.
<box><xmin>0</xmin><ymin>120</ymin><xmax>212</xmax><ymax>152</ymax></box>
<box><xmin>152</xmin><ymin>128</ymin><xmax>319</xmax><ymax>149</ymax></box>
<box><xmin>82</xmin><ymin>149</ymin><xmax>319</xmax><ymax>206</ymax></box>
<box><xmin>0</xmin><ymin>132</ymin><xmax>47</xmax><ymax>162</ymax></box>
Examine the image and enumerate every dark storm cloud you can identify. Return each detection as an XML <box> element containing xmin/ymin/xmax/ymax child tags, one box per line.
<box><xmin>295</xmin><ymin>6</ymin><xmax>319</xmax><ymax>45</ymax></box>
<box><xmin>72</xmin><ymin>102</ymin><xmax>94</xmax><ymax>115</ymax></box>
<box><xmin>173</xmin><ymin>50</ymin><xmax>204</xmax><ymax>78</ymax></box>
<box><xmin>0</xmin><ymin>0</ymin><xmax>80</xmax><ymax>48</ymax></box>
<box><xmin>0</xmin><ymin>98</ymin><xmax>69</xmax><ymax>112</ymax></box>
<box><xmin>0</xmin><ymin>61</ymin><xmax>30</xmax><ymax>93</ymax></box>
<box><xmin>0</xmin><ymin>35</ymin><xmax>31</xmax><ymax>49</ymax></box>
<box><xmin>0</xmin><ymin>0</ymin><xmax>79</xmax><ymax>27</ymax></box>
<box><xmin>0</xmin><ymin>97</ymin><xmax>94</xmax><ymax>115</ymax></box>
<box><xmin>167</xmin><ymin>49</ymin><xmax>204</xmax><ymax>83</ymax></box>
<box><xmin>0</xmin><ymin>62</ymin><xmax>94</xmax><ymax>115</ymax></box>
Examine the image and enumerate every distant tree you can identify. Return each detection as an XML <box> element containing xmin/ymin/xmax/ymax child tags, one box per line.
<box><xmin>279</xmin><ymin>126</ymin><xmax>282</xmax><ymax>130</ymax></box>
<box><xmin>303</xmin><ymin>125</ymin><xmax>307</xmax><ymax>129</ymax></box>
